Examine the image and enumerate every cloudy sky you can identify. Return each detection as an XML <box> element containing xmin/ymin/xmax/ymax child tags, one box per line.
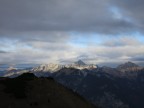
<box><xmin>0</xmin><ymin>0</ymin><xmax>144</xmax><ymax>66</ymax></box>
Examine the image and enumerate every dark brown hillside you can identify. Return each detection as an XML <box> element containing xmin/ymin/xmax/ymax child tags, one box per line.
<box><xmin>0</xmin><ymin>73</ymin><xmax>96</xmax><ymax>108</ymax></box>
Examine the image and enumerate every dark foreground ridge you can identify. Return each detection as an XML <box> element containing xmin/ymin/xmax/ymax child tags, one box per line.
<box><xmin>0</xmin><ymin>73</ymin><xmax>96</xmax><ymax>108</ymax></box>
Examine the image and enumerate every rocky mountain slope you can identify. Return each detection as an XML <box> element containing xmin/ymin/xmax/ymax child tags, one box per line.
<box><xmin>117</xmin><ymin>62</ymin><xmax>142</xmax><ymax>72</ymax></box>
<box><xmin>1</xmin><ymin>61</ymin><xmax>144</xmax><ymax>108</ymax></box>
<box><xmin>31</xmin><ymin>60</ymin><xmax>97</xmax><ymax>73</ymax></box>
<box><xmin>53</xmin><ymin>62</ymin><xmax>144</xmax><ymax>108</ymax></box>
<box><xmin>2</xmin><ymin>60</ymin><xmax>97</xmax><ymax>77</ymax></box>
<box><xmin>0</xmin><ymin>73</ymin><xmax>96</xmax><ymax>108</ymax></box>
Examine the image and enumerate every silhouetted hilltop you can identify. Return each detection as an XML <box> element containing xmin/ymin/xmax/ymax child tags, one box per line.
<box><xmin>0</xmin><ymin>73</ymin><xmax>96</xmax><ymax>108</ymax></box>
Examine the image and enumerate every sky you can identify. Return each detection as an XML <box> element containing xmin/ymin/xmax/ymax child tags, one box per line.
<box><xmin>0</xmin><ymin>0</ymin><xmax>144</xmax><ymax>67</ymax></box>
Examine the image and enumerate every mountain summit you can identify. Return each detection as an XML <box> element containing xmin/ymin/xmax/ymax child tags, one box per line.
<box><xmin>117</xmin><ymin>61</ymin><xmax>141</xmax><ymax>72</ymax></box>
<box><xmin>74</xmin><ymin>60</ymin><xmax>86</xmax><ymax>65</ymax></box>
<box><xmin>117</xmin><ymin>61</ymin><xmax>139</xmax><ymax>69</ymax></box>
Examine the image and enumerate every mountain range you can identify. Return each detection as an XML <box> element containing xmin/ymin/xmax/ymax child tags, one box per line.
<box><xmin>52</xmin><ymin>61</ymin><xmax>144</xmax><ymax>108</ymax></box>
<box><xmin>1</xmin><ymin>60</ymin><xmax>144</xmax><ymax>108</ymax></box>
<box><xmin>3</xmin><ymin>60</ymin><xmax>143</xmax><ymax>79</ymax></box>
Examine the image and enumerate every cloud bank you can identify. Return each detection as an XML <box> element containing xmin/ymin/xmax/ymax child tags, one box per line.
<box><xmin>0</xmin><ymin>0</ymin><xmax>144</xmax><ymax>66</ymax></box>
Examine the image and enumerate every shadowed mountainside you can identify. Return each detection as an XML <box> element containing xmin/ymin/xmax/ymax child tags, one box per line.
<box><xmin>0</xmin><ymin>73</ymin><xmax>96</xmax><ymax>108</ymax></box>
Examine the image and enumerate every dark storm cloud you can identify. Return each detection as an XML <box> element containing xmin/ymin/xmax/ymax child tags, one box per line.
<box><xmin>0</xmin><ymin>0</ymin><xmax>139</xmax><ymax>35</ymax></box>
<box><xmin>0</xmin><ymin>50</ymin><xmax>7</xmax><ymax>53</ymax></box>
<box><xmin>0</xmin><ymin>31</ymin><xmax>69</xmax><ymax>44</ymax></box>
<box><xmin>0</xmin><ymin>0</ymin><xmax>144</xmax><ymax>65</ymax></box>
<box><xmin>112</xmin><ymin>0</ymin><xmax>144</xmax><ymax>32</ymax></box>
<box><xmin>130</xmin><ymin>55</ymin><xmax>144</xmax><ymax>62</ymax></box>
